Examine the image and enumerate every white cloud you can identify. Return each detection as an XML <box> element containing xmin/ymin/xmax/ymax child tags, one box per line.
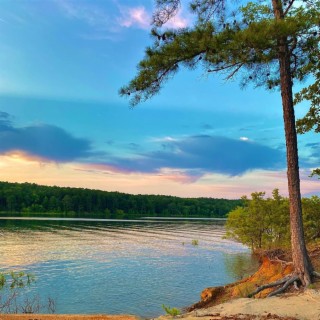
<box><xmin>240</xmin><ymin>136</ymin><xmax>249</xmax><ymax>141</ymax></box>
<box><xmin>55</xmin><ymin>1</ymin><xmax>190</xmax><ymax>38</ymax></box>
<box><xmin>117</xmin><ymin>5</ymin><xmax>189</xmax><ymax>30</ymax></box>
<box><xmin>118</xmin><ymin>6</ymin><xmax>151</xmax><ymax>30</ymax></box>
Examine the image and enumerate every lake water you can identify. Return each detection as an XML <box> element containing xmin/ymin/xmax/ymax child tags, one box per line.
<box><xmin>0</xmin><ymin>218</ymin><xmax>257</xmax><ymax>317</ymax></box>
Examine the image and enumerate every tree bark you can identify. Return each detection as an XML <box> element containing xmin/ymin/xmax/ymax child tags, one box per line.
<box><xmin>271</xmin><ymin>0</ymin><xmax>313</xmax><ymax>286</ymax></box>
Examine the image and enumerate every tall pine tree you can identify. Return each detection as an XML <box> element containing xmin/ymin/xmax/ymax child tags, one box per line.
<box><xmin>120</xmin><ymin>0</ymin><xmax>320</xmax><ymax>290</ymax></box>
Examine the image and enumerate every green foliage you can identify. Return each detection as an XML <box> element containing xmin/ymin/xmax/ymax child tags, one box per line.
<box><xmin>0</xmin><ymin>271</ymin><xmax>35</xmax><ymax>290</ymax></box>
<box><xmin>0</xmin><ymin>181</ymin><xmax>242</xmax><ymax>218</ymax></box>
<box><xmin>293</xmin><ymin>1</ymin><xmax>320</xmax><ymax>177</ymax></box>
<box><xmin>162</xmin><ymin>304</ymin><xmax>181</xmax><ymax>316</ymax></box>
<box><xmin>0</xmin><ymin>272</ymin><xmax>56</xmax><ymax>314</ymax></box>
<box><xmin>302</xmin><ymin>196</ymin><xmax>320</xmax><ymax>242</ymax></box>
<box><xmin>191</xmin><ymin>239</ymin><xmax>199</xmax><ymax>246</ymax></box>
<box><xmin>225</xmin><ymin>189</ymin><xmax>320</xmax><ymax>250</ymax></box>
<box><xmin>120</xmin><ymin>0</ymin><xmax>319</xmax><ymax>105</ymax></box>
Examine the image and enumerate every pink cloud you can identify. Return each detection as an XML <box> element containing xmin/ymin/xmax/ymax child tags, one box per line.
<box><xmin>74</xmin><ymin>163</ymin><xmax>133</xmax><ymax>175</ymax></box>
<box><xmin>118</xmin><ymin>5</ymin><xmax>190</xmax><ymax>30</ymax></box>
<box><xmin>1</xmin><ymin>153</ymin><xmax>319</xmax><ymax>199</ymax></box>
<box><xmin>164</xmin><ymin>11</ymin><xmax>189</xmax><ymax>28</ymax></box>
<box><xmin>118</xmin><ymin>6</ymin><xmax>151</xmax><ymax>30</ymax></box>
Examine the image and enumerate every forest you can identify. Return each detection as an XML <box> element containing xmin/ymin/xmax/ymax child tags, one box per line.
<box><xmin>0</xmin><ymin>181</ymin><xmax>242</xmax><ymax>218</ymax></box>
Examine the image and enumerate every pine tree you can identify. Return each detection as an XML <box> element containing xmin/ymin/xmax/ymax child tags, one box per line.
<box><xmin>120</xmin><ymin>0</ymin><xmax>320</xmax><ymax>291</ymax></box>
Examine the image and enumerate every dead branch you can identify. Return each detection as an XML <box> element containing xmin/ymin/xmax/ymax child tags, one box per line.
<box><xmin>312</xmin><ymin>271</ymin><xmax>320</xmax><ymax>278</ymax></box>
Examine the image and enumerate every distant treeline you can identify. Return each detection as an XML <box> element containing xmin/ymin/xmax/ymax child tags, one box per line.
<box><xmin>0</xmin><ymin>181</ymin><xmax>242</xmax><ymax>218</ymax></box>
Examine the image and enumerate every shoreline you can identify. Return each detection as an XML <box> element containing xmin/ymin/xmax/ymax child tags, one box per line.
<box><xmin>1</xmin><ymin>290</ymin><xmax>320</xmax><ymax>320</ymax></box>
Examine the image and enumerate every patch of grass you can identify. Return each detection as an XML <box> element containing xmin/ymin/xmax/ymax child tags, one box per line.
<box><xmin>191</xmin><ymin>239</ymin><xmax>199</xmax><ymax>246</ymax></box>
<box><xmin>162</xmin><ymin>304</ymin><xmax>181</xmax><ymax>317</ymax></box>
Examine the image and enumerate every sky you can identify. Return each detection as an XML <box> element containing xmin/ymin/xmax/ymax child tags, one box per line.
<box><xmin>0</xmin><ymin>0</ymin><xmax>319</xmax><ymax>199</ymax></box>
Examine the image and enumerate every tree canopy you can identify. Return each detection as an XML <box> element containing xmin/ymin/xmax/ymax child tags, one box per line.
<box><xmin>0</xmin><ymin>181</ymin><xmax>241</xmax><ymax>218</ymax></box>
<box><xmin>120</xmin><ymin>0</ymin><xmax>319</xmax><ymax>105</ymax></box>
<box><xmin>226</xmin><ymin>189</ymin><xmax>320</xmax><ymax>251</ymax></box>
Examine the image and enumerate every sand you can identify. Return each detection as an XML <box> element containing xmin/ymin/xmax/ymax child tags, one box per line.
<box><xmin>0</xmin><ymin>315</ymin><xmax>140</xmax><ymax>320</ymax></box>
<box><xmin>170</xmin><ymin>289</ymin><xmax>320</xmax><ymax>320</ymax></box>
<box><xmin>1</xmin><ymin>290</ymin><xmax>320</xmax><ymax>320</ymax></box>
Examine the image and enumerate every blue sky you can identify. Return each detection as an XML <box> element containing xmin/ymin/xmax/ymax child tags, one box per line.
<box><xmin>0</xmin><ymin>0</ymin><xmax>319</xmax><ymax>198</ymax></box>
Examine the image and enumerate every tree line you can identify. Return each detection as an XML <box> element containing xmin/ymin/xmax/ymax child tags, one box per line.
<box><xmin>226</xmin><ymin>189</ymin><xmax>320</xmax><ymax>251</ymax></box>
<box><xmin>0</xmin><ymin>181</ymin><xmax>242</xmax><ymax>218</ymax></box>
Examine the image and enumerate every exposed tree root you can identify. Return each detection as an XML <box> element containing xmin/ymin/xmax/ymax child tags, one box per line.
<box><xmin>270</xmin><ymin>257</ymin><xmax>293</xmax><ymax>267</ymax></box>
<box><xmin>248</xmin><ymin>274</ymin><xmax>301</xmax><ymax>298</ymax></box>
<box><xmin>248</xmin><ymin>269</ymin><xmax>320</xmax><ymax>299</ymax></box>
<box><xmin>267</xmin><ymin>275</ymin><xmax>300</xmax><ymax>297</ymax></box>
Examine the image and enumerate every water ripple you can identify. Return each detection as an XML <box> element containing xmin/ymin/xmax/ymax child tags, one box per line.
<box><xmin>0</xmin><ymin>218</ymin><xmax>256</xmax><ymax>317</ymax></box>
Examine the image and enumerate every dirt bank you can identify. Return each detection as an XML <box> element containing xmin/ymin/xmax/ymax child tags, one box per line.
<box><xmin>0</xmin><ymin>315</ymin><xmax>140</xmax><ymax>320</ymax></box>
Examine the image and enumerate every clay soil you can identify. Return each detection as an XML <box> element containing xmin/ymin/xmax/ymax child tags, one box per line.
<box><xmin>0</xmin><ymin>315</ymin><xmax>139</xmax><ymax>320</ymax></box>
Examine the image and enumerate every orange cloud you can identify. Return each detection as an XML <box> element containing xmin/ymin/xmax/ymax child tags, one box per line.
<box><xmin>0</xmin><ymin>154</ymin><xmax>319</xmax><ymax>199</ymax></box>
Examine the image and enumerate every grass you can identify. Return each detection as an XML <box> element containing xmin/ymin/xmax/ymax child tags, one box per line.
<box><xmin>162</xmin><ymin>304</ymin><xmax>181</xmax><ymax>317</ymax></box>
<box><xmin>191</xmin><ymin>239</ymin><xmax>199</xmax><ymax>246</ymax></box>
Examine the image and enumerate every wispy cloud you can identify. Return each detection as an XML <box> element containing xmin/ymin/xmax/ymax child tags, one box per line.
<box><xmin>55</xmin><ymin>0</ymin><xmax>110</xmax><ymax>28</ymax></box>
<box><xmin>54</xmin><ymin>0</ymin><xmax>118</xmax><ymax>39</ymax></box>
<box><xmin>165</xmin><ymin>10</ymin><xmax>189</xmax><ymax>28</ymax></box>
<box><xmin>117</xmin><ymin>5</ymin><xmax>189</xmax><ymax>30</ymax></box>
<box><xmin>55</xmin><ymin>0</ymin><xmax>190</xmax><ymax>39</ymax></box>
<box><xmin>118</xmin><ymin>6</ymin><xmax>150</xmax><ymax>29</ymax></box>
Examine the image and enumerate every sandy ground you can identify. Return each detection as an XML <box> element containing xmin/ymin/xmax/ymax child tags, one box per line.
<box><xmin>1</xmin><ymin>290</ymin><xmax>320</xmax><ymax>320</ymax></box>
<box><xmin>0</xmin><ymin>315</ymin><xmax>140</xmax><ymax>320</ymax></box>
<box><xmin>165</xmin><ymin>289</ymin><xmax>320</xmax><ymax>320</ymax></box>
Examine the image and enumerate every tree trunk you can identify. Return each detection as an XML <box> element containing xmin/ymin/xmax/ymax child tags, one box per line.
<box><xmin>271</xmin><ymin>0</ymin><xmax>313</xmax><ymax>286</ymax></box>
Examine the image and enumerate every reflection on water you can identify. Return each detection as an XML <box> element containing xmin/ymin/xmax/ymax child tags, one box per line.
<box><xmin>0</xmin><ymin>218</ymin><xmax>256</xmax><ymax>317</ymax></box>
<box><xmin>224</xmin><ymin>253</ymin><xmax>259</xmax><ymax>280</ymax></box>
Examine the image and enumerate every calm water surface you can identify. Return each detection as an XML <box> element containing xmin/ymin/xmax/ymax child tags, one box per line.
<box><xmin>0</xmin><ymin>218</ymin><xmax>257</xmax><ymax>317</ymax></box>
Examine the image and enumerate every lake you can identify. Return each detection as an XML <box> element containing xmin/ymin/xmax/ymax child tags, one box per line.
<box><xmin>0</xmin><ymin>218</ymin><xmax>257</xmax><ymax>317</ymax></box>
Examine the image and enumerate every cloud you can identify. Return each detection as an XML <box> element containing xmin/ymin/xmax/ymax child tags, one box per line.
<box><xmin>108</xmin><ymin>135</ymin><xmax>285</xmax><ymax>176</ymax></box>
<box><xmin>118</xmin><ymin>5</ymin><xmax>189</xmax><ymax>30</ymax></box>
<box><xmin>118</xmin><ymin>6</ymin><xmax>150</xmax><ymax>29</ymax></box>
<box><xmin>306</xmin><ymin>142</ymin><xmax>320</xmax><ymax>150</ymax></box>
<box><xmin>118</xmin><ymin>4</ymin><xmax>190</xmax><ymax>29</ymax></box>
<box><xmin>0</xmin><ymin>111</ymin><xmax>13</xmax><ymax>130</ymax></box>
<box><xmin>55</xmin><ymin>0</ymin><xmax>189</xmax><ymax>37</ymax></box>
<box><xmin>201</xmin><ymin>123</ymin><xmax>213</xmax><ymax>130</ymax></box>
<box><xmin>55</xmin><ymin>0</ymin><xmax>110</xmax><ymax>28</ymax></box>
<box><xmin>54</xmin><ymin>0</ymin><xmax>119</xmax><ymax>39</ymax></box>
<box><xmin>0</xmin><ymin>115</ymin><xmax>97</xmax><ymax>162</ymax></box>
<box><xmin>164</xmin><ymin>10</ymin><xmax>189</xmax><ymax>28</ymax></box>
